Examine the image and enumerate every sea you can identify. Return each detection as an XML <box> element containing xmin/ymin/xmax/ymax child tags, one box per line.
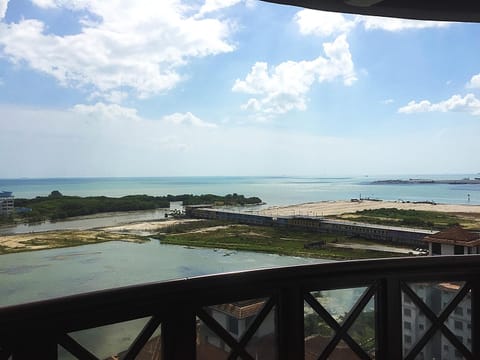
<box><xmin>1</xmin><ymin>174</ymin><xmax>479</xmax><ymax>205</ymax></box>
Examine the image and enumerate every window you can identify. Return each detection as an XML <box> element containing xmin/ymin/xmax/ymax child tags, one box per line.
<box><xmin>404</xmin><ymin>335</ymin><xmax>412</xmax><ymax>344</ymax></box>
<box><xmin>454</xmin><ymin>245</ymin><xmax>464</xmax><ymax>255</ymax></box>
<box><xmin>454</xmin><ymin>307</ymin><xmax>464</xmax><ymax>316</ymax></box>
<box><xmin>404</xmin><ymin>321</ymin><xmax>411</xmax><ymax>330</ymax></box>
<box><xmin>454</xmin><ymin>320</ymin><xmax>463</xmax><ymax>330</ymax></box>
<box><xmin>227</xmin><ymin>316</ymin><xmax>239</xmax><ymax>335</ymax></box>
<box><xmin>431</xmin><ymin>243</ymin><xmax>441</xmax><ymax>255</ymax></box>
<box><xmin>404</xmin><ymin>308</ymin><xmax>412</xmax><ymax>317</ymax></box>
<box><xmin>245</xmin><ymin>315</ymin><xmax>255</xmax><ymax>329</ymax></box>
<box><xmin>419</xmin><ymin>323</ymin><xmax>424</xmax><ymax>330</ymax></box>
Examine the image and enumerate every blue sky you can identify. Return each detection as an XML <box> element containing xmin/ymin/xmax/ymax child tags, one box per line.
<box><xmin>0</xmin><ymin>0</ymin><xmax>479</xmax><ymax>178</ymax></box>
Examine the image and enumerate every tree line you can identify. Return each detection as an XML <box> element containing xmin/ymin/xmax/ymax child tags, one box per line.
<box><xmin>13</xmin><ymin>191</ymin><xmax>262</xmax><ymax>222</ymax></box>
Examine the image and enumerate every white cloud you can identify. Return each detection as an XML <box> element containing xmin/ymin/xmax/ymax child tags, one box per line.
<box><xmin>158</xmin><ymin>136</ymin><xmax>190</xmax><ymax>152</ymax></box>
<box><xmin>72</xmin><ymin>102</ymin><xmax>141</xmax><ymax>122</ymax></box>
<box><xmin>1</xmin><ymin>104</ymin><xmax>479</xmax><ymax>178</ymax></box>
<box><xmin>233</xmin><ymin>35</ymin><xmax>356</xmax><ymax>119</ymax></box>
<box><xmin>162</xmin><ymin>112</ymin><xmax>217</xmax><ymax>128</ymax></box>
<box><xmin>398</xmin><ymin>94</ymin><xmax>480</xmax><ymax>116</ymax></box>
<box><xmin>467</xmin><ymin>73</ymin><xmax>480</xmax><ymax>89</ymax></box>
<box><xmin>197</xmin><ymin>0</ymin><xmax>242</xmax><ymax>17</ymax></box>
<box><xmin>382</xmin><ymin>98</ymin><xmax>394</xmax><ymax>104</ymax></box>
<box><xmin>30</xmin><ymin>0</ymin><xmax>57</xmax><ymax>8</ymax></box>
<box><xmin>360</xmin><ymin>16</ymin><xmax>449</xmax><ymax>32</ymax></box>
<box><xmin>89</xmin><ymin>91</ymin><xmax>129</xmax><ymax>104</ymax></box>
<box><xmin>294</xmin><ymin>9</ymin><xmax>450</xmax><ymax>37</ymax></box>
<box><xmin>0</xmin><ymin>0</ymin><xmax>8</xmax><ymax>20</ymax></box>
<box><xmin>0</xmin><ymin>0</ymin><xmax>235</xmax><ymax>99</ymax></box>
<box><xmin>294</xmin><ymin>9</ymin><xmax>356</xmax><ymax>37</ymax></box>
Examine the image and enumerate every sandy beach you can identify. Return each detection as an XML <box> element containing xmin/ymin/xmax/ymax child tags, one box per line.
<box><xmin>0</xmin><ymin>230</ymin><xmax>144</xmax><ymax>253</ymax></box>
<box><xmin>102</xmin><ymin>218</ymin><xmax>201</xmax><ymax>233</ymax></box>
<box><xmin>260</xmin><ymin>200</ymin><xmax>480</xmax><ymax>217</ymax></box>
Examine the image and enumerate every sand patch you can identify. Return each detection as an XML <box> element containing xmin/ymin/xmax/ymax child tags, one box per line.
<box><xmin>261</xmin><ymin>200</ymin><xmax>480</xmax><ymax>217</ymax></box>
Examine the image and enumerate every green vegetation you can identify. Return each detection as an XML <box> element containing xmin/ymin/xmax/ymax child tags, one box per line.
<box><xmin>12</xmin><ymin>191</ymin><xmax>262</xmax><ymax>223</ymax></box>
<box><xmin>334</xmin><ymin>208</ymin><xmax>463</xmax><ymax>230</ymax></box>
<box><xmin>0</xmin><ymin>214</ymin><xmax>15</xmax><ymax>225</ymax></box>
<box><xmin>305</xmin><ymin>310</ymin><xmax>374</xmax><ymax>355</ymax></box>
<box><xmin>157</xmin><ymin>222</ymin><xmax>402</xmax><ymax>260</ymax></box>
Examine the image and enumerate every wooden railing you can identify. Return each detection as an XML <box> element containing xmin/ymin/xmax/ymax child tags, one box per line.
<box><xmin>1</xmin><ymin>255</ymin><xmax>479</xmax><ymax>359</ymax></box>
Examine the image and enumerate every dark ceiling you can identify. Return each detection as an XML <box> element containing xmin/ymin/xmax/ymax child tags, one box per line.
<box><xmin>262</xmin><ymin>0</ymin><xmax>480</xmax><ymax>22</ymax></box>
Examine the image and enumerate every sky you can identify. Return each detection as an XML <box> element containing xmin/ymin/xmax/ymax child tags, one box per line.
<box><xmin>0</xmin><ymin>0</ymin><xmax>479</xmax><ymax>178</ymax></box>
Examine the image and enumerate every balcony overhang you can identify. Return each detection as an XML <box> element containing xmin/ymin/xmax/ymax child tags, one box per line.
<box><xmin>261</xmin><ymin>0</ymin><xmax>480</xmax><ymax>22</ymax></box>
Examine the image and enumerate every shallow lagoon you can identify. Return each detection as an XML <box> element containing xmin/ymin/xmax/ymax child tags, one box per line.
<box><xmin>0</xmin><ymin>239</ymin><xmax>326</xmax><ymax>307</ymax></box>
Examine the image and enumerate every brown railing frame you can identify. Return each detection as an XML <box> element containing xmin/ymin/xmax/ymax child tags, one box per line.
<box><xmin>1</xmin><ymin>255</ymin><xmax>480</xmax><ymax>359</ymax></box>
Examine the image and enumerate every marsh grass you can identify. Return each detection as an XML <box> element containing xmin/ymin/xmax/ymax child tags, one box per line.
<box><xmin>159</xmin><ymin>224</ymin><xmax>402</xmax><ymax>260</ymax></box>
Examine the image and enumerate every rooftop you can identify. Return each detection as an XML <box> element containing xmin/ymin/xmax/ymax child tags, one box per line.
<box><xmin>423</xmin><ymin>225</ymin><xmax>480</xmax><ymax>247</ymax></box>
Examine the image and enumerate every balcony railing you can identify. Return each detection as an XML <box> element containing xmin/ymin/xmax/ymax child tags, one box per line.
<box><xmin>1</xmin><ymin>255</ymin><xmax>479</xmax><ymax>360</ymax></box>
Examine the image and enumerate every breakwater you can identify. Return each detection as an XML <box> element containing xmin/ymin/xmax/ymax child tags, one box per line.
<box><xmin>186</xmin><ymin>207</ymin><xmax>436</xmax><ymax>248</ymax></box>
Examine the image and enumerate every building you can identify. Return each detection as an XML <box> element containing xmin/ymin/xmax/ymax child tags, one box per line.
<box><xmin>197</xmin><ymin>299</ymin><xmax>276</xmax><ymax>360</ymax></box>
<box><xmin>423</xmin><ymin>225</ymin><xmax>480</xmax><ymax>255</ymax></box>
<box><xmin>401</xmin><ymin>227</ymin><xmax>478</xmax><ymax>358</ymax></box>
<box><xmin>0</xmin><ymin>191</ymin><xmax>14</xmax><ymax>216</ymax></box>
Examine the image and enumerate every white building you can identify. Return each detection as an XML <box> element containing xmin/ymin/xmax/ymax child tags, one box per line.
<box><xmin>424</xmin><ymin>225</ymin><xmax>480</xmax><ymax>255</ymax></box>
<box><xmin>0</xmin><ymin>191</ymin><xmax>14</xmax><ymax>216</ymax></box>
<box><xmin>401</xmin><ymin>226</ymin><xmax>477</xmax><ymax>358</ymax></box>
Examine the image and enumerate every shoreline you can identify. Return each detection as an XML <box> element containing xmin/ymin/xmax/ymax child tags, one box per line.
<box><xmin>2</xmin><ymin>200</ymin><xmax>480</xmax><ymax>255</ymax></box>
<box><xmin>260</xmin><ymin>200</ymin><xmax>480</xmax><ymax>217</ymax></box>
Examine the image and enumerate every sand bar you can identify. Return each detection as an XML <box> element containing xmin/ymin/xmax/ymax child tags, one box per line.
<box><xmin>0</xmin><ymin>230</ymin><xmax>143</xmax><ymax>253</ymax></box>
<box><xmin>260</xmin><ymin>200</ymin><xmax>480</xmax><ymax>217</ymax></box>
<box><xmin>102</xmin><ymin>219</ymin><xmax>201</xmax><ymax>233</ymax></box>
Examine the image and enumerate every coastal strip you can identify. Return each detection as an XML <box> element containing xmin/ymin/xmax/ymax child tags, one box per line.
<box><xmin>0</xmin><ymin>230</ymin><xmax>145</xmax><ymax>254</ymax></box>
<box><xmin>260</xmin><ymin>200</ymin><xmax>480</xmax><ymax>217</ymax></box>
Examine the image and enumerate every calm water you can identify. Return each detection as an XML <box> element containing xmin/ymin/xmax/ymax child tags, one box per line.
<box><xmin>0</xmin><ymin>240</ymin><xmax>326</xmax><ymax>358</ymax></box>
<box><xmin>0</xmin><ymin>208</ymin><xmax>171</xmax><ymax>235</ymax></box>
<box><xmin>1</xmin><ymin>175</ymin><xmax>479</xmax><ymax>205</ymax></box>
<box><xmin>0</xmin><ymin>239</ymin><xmax>325</xmax><ymax>307</ymax></box>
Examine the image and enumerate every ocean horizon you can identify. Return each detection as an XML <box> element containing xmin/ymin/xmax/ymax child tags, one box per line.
<box><xmin>1</xmin><ymin>174</ymin><xmax>479</xmax><ymax>206</ymax></box>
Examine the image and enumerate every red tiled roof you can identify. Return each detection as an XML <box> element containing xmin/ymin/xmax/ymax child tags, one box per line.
<box><xmin>423</xmin><ymin>226</ymin><xmax>480</xmax><ymax>246</ymax></box>
<box><xmin>305</xmin><ymin>335</ymin><xmax>360</xmax><ymax>360</ymax></box>
<box><xmin>212</xmin><ymin>299</ymin><xmax>266</xmax><ymax>319</ymax></box>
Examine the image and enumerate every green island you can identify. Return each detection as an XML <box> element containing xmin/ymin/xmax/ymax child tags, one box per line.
<box><xmin>8</xmin><ymin>191</ymin><xmax>261</xmax><ymax>224</ymax></box>
<box><xmin>332</xmin><ymin>208</ymin><xmax>477</xmax><ymax>230</ymax></box>
<box><xmin>156</xmin><ymin>220</ymin><xmax>405</xmax><ymax>260</ymax></box>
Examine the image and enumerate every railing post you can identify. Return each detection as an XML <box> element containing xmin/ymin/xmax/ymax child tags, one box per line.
<box><xmin>277</xmin><ymin>285</ymin><xmax>304</xmax><ymax>360</ymax></box>
<box><xmin>377</xmin><ymin>278</ymin><xmax>402</xmax><ymax>360</ymax></box>
<box><xmin>162</xmin><ymin>309</ymin><xmax>196</xmax><ymax>360</ymax></box>
<box><xmin>10</xmin><ymin>334</ymin><xmax>57</xmax><ymax>360</ymax></box>
<box><xmin>472</xmin><ymin>277</ymin><xmax>480</xmax><ymax>359</ymax></box>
